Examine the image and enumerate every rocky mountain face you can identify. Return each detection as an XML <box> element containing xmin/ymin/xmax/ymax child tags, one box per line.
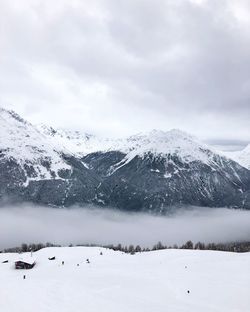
<box><xmin>1</xmin><ymin>108</ymin><xmax>250</xmax><ymax>212</ymax></box>
<box><xmin>82</xmin><ymin>131</ymin><xmax>250</xmax><ymax>211</ymax></box>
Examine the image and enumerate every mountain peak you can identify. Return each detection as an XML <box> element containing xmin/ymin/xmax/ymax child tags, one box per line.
<box><xmin>120</xmin><ymin>128</ymin><xmax>211</xmax><ymax>162</ymax></box>
<box><xmin>148</xmin><ymin>128</ymin><xmax>194</xmax><ymax>140</ymax></box>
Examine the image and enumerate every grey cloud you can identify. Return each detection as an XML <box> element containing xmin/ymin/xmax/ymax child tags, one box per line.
<box><xmin>0</xmin><ymin>0</ymin><xmax>250</xmax><ymax>142</ymax></box>
<box><xmin>205</xmin><ymin>138</ymin><xmax>249</xmax><ymax>151</ymax></box>
<box><xmin>0</xmin><ymin>205</ymin><xmax>250</xmax><ymax>249</ymax></box>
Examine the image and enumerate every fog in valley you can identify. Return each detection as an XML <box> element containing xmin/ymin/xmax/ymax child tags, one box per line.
<box><xmin>0</xmin><ymin>205</ymin><xmax>250</xmax><ymax>250</ymax></box>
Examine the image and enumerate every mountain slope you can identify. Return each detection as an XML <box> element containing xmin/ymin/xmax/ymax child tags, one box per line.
<box><xmin>0</xmin><ymin>108</ymin><xmax>106</xmax><ymax>206</ymax></box>
<box><xmin>83</xmin><ymin>130</ymin><xmax>250</xmax><ymax>211</ymax></box>
<box><xmin>0</xmin><ymin>108</ymin><xmax>71</xmax><ymax>183</ymax></box>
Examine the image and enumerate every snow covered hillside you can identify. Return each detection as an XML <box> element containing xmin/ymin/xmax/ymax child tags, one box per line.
<box><xmin>0</xmin><ymin>108</ymin><xmax>71</xmax><ymax>184</ymax></box>
<box><xmin>0</xmin><ymin>247</ymin><xmax>249</xmax><ymax>312</ymax></box>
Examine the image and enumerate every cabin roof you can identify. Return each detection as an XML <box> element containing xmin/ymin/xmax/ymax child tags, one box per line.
<box><xmin>15</xmin><ymin>255</ymin><xmax>36</xmax><ymax>265</ymax></box>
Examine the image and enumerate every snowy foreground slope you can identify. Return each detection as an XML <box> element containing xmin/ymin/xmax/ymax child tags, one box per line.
<box><xmin>0</xmin><ymin>247</ymin><xmax>249</xmax><ymax>312</ymax></box>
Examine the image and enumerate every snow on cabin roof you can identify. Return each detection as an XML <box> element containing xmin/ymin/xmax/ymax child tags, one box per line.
<box><xmin>15</xmin><ymin>255</ymin><xmax>36</xmax><ymax>265</ymax></box>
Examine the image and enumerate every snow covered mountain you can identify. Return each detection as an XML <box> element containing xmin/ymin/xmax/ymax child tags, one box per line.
<box><xmin>83</xmin><ymin>130</ymin><xmax>250</xmax><ymax>211</ymax></box>
<box><xmin>38</xmin><ymin>126</ymin><xmax>217</xmax><ymax>161</ymax></box>
<box><xmin>1</xmin><ymin>107</ymin><xmax>250</xmax><ymax>211</ymax></box>
<box><xmin>0</xmin><ymin>108</ymin><xmax>106</xmax><ymax>206</ymax></box>
<box><xmin>0</xmin><ymin>108</ymin><xmax>71</xmax><ymax>185</ymax></box>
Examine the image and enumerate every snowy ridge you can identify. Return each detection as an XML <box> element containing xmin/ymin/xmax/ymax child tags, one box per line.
<box><xmin>224</xmin><ymin>145</ymin><xmax>250</xmax><ymax>170</ymax></box>
<box><xmin>37</xmin><ymin>124</ymin><xmax>126</xmax><ymax>156</ymax></box>
<box><xmin>0</xmin><ymin>108</ymin><xmax>71</xmax><ymax>185</ymax></box>
<box><xmin>38</xmin><ymin>125</ymin><xmax>244</xmax><ymax>178</ymax></box>
<box><xmin>106</xmin><ymin>130</ymin><xmax>228</xmax><ymax>176</ymax></box>
<box><xmin>2</xmin><ymin>108</ymin><xmax>248</xmax><ymax>173</ymax></box>
<box><xmin>1</xmin><ymin>107</ymin><xmax>247</xmax><ymax>180</ymax></box>
<box><xmin>39</xmin><ymin>126</ymin><xmax>221</xmax><ymax>164</ymax></box>
<box><xmin>119</xmin><ymin>129</ymin><xmax>215</xmax><ymax>163</ymax></box>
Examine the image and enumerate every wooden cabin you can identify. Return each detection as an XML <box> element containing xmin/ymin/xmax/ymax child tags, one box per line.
<box><xmin>15</xmin><ymin>259</ymin><xmax>36</xmax><ymax>269</ymax></box>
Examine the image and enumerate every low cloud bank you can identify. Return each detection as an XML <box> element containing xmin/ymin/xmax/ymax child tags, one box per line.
<box><xmin>0</xmin><ymin>205</ymin><xmax>250</xmax><ymax>249</ymax></box>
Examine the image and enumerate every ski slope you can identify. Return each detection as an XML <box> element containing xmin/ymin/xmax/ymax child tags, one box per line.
<box><xmin>0</xmin><ymin>247</ymin><xmax>249</xmax><ymax>312</ymax></box>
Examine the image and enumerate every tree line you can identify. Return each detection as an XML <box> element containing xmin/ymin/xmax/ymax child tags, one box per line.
<box><xmin>102</xmin><ymin>240</ymin><xmax>250</xmax><ymax>254</ymax></box>
<box><xmin>1</xmin><ymin>240</ymin><xmax>250</xmax><ymax>254</ymax></box>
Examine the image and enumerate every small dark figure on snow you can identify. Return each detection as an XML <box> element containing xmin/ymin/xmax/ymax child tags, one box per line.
<box><xmin>100</xmin><ymin>252</ymin><xmax>103</xmax><ymax>255</ymax></box>
<box><xmin>23</xmin><ymin>275</ymin><xmax>26</xmax><ymax>280</ymax></box>
<box><xmin>86</xmin><ymin>259</ymin><xmax>90</xmax><ymax>264</ymax></box>
<box><xmin>77</xmin><ymin>264</ymin><xmax>79</xmax><ymax>266</ymax></box>
<box><xmin>187</xmin><ymin>290</ymin><xmax>190</xmax><ymax>294</ymax></box>
<box><xmin>62</xmin><ymin>261</ymin><xmax>64</xmax><ymax>265</ymax></box>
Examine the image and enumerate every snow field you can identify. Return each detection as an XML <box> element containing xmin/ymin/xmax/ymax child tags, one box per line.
<box><xmin>0</xmin><ymin>247</ymin><xmax>249</xmax><ymax>312</ymax></box>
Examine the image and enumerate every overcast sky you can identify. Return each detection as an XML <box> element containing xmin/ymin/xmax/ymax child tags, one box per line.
<box><xmin>0</xmin><ymin>0</ymin><xmax>250</xmax><ymax>147</ymax></box>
